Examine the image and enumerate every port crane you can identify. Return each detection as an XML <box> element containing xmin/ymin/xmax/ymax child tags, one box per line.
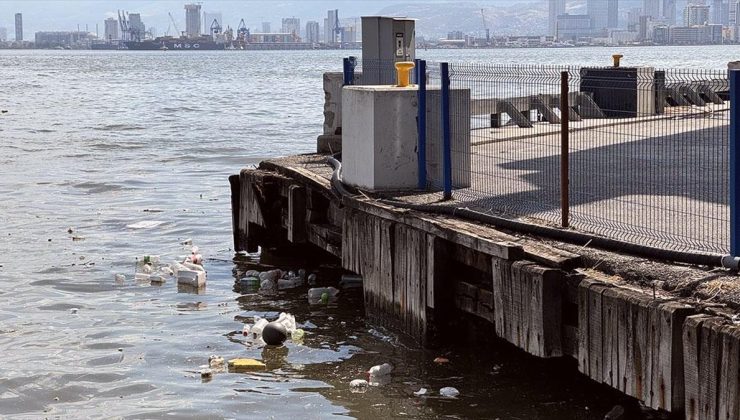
<box><xmin>168</xmin><ymin>12</ymin><xmax>183</xmax><ymax>37</ymax></box>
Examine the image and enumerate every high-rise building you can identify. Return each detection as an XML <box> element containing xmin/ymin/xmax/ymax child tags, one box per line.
<box><xmin>712</xmin><ymin>0</ymin><xmax>730</xmax><ymax>24</ymax></box>
<box><xmin>14</xmin><ymin>13</ymin><xmax>22</xmax><ymax>41</ymax></box>
<box><xmin>104</xmin><ymin>17</ymin><xmax>118</xmax><ymax>41</ymax></box>
<box><xmin>203</xmin><ymin>12</ymin><xmax>222</xmax><ymax>35</ymax></box>
<box><xmin>588</xmin><ymin>0</ymin><xmax>618</xmax><ymax>29</ymax></box>
<box><xmin>185</xmin><ymin>4</ymin><xmax>202</xmax><ymax>38</ymax></box>
<box><xmin>731</xmin><ymin>0</ymin><xmax>740</xmax><ymax>24</ymax></box>
<box><xmin>282</xmin><ymin>17</ymin><xmax>301</xmax><ymax>36</ymax></box>
<box><xmin>643</xmin><ymin>0</ymin><xmax>676</xmax><ymax>24</ymax></box>
<box><xmin>324</xmin><ymin>9</ymin><xmax>339</xmax><ymax>44</ymax></box>
<box><xmin>0</xmin><ymin>27</ymin><xmax>7</xmax><ymax>42</ymax></box>
<box><xmin>261</xmin><ymin>22</ymin><xmax>271</xmax><ymax>33</ymax></box>
<box><xmin>305</xmin><ymin>21</ymin><xmax>320</xmax><ymax>43</ymax></box>
<box><xmin>664</xmin><ymin>0</ymin><xmax>677</xmax><ymax>24</ymax></box>
<box><xmin>549</xmin><ymin>0</ymin><xmax>567</xmax><ymax>36</ymax></box>
<box><xmin>128</xmin><ymin>13</ymin><xmax>145</xmax><ymax>40</ymax></box>
<box><xmin>684</xmin><ymin>4</ymin><xmax>710</xmax><ymax>25</ymax></box>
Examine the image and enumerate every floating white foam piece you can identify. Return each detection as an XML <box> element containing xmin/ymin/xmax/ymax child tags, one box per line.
<box><xmin>126</xmin><ymin>221</ymin><xmax>166</xmax><ymax>229</ymax></box>
<box><xmin>177</xmin><ymin>269</ymin><xmax>206</xmax><ymax>288</ymax></box>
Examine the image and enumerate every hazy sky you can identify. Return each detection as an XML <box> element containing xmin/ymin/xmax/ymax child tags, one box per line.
<box><xmin>0</xmin><ymin>0</ymin><xmax>512</xmax><ymax>36</ymax></box>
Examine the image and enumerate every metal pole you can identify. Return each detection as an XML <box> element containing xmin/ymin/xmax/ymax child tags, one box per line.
<box><xmin>731</xmin><ymin>69</ymin><xmax>740</xmax><ymax>255</ymax></box>
<box><xmin>560</xmin><ymin>71</ymin><xmax>570</xmax><ymax>228</ymax></box>
<box><xmin>441</xmin><ymin>62</ymin><xmax>452</xmax><ymax>200</ymax></box>
<box><xmin>417</xmin><ymin>60</ymin><xmax>427</xmax><ymax>190</ymax></box>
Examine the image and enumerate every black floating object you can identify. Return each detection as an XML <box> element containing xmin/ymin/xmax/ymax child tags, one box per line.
<box><xmin>262</xmin><ymin>322</ymin><xmax>288</xmax><ymax>346</ymax></box>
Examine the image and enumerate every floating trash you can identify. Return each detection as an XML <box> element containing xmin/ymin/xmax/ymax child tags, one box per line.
<box><xmin>227</xmin><ymin>358</ymin><xmax>266</xmax><ymax>371</ymax></box>
<box><xmin>413</xmin><ymin>388</ymin><xmax>427</xmax><ymax>396</ymax></box>
<box><xmin>350</xmin><ymin>379</ymin><xmax>369</xmax><ymax>393</ymax></box>
<box><xmin>439</xmin><ymin>387</ymin><xmax>460</xmax><ymax>397</ymax></box>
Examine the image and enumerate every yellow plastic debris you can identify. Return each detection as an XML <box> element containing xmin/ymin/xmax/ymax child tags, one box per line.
<box><xmin>227</xmin><ymin>358</ymin><xmax>266</xmax><ymax>371</ymax></box>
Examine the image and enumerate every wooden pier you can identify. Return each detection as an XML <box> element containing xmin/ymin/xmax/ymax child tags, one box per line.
<box><xmin>231</xmin><ymin>154</ymin><xmax>740</xmax><ymax>418</ymax></box>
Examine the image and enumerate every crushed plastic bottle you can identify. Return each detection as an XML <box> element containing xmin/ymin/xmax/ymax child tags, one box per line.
<box><xmin>367</xmin><ymin>363</ymin><xmax>393</xmax><ymax>376</ymax></box>
<box><xmin>291</xmin><ymin>329</ymin><xmax>305</xmax><ymax>342</ymax></box>
<box><xmin>350</xmin><ymin>379</ymin><xmax>369</xmax><ymax>393</ymax></box>
<box><xmin>251</xmin><ymin>317</ymin><xmax>269</xmax><ymax>337</ymax></box>
<box><xmin>413</xmin><ymin>388</ymin><xmax>427</xmax><ymax>396</ymax></box>
<box><xmin>307</xmin><ymin>287</ymin><xmax>339</xmax><ymax>304</ymax></box>
<box><xmin>439</xmin><ymin>387</ymin><xmax>460</xmax><ymax>397</ymax></box>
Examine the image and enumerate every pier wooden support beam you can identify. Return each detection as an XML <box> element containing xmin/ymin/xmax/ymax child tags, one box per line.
<box><xmin>287</xmin><ymin>185</ymin><xmax>307</xmax><ymax>244</ymax></box>
<box><xmin>578</xmin><ymin>278</ymin><xmax>695</xmax><ymax>412</ymax></box>
<box><xmin>492</xmin><ymin>259</ymin><xmax>563</xmax><ymax>358</ymax></box>
<box><xmin>683</xmin><ymin>315</ymin><xmax>740</xmax><ymax>420</ymax></box>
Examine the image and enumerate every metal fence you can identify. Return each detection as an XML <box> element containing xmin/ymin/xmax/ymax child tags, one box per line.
<box><xmin>342</xmin><ymin>58</ymin><xmax>732</xmax><ymax>255</ymax></box>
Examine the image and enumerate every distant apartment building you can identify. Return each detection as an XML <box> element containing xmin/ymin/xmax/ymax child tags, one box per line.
<box><xmin>341</xmin><ymin>26</ymin><xmax>357</xmax><ymax>43</ymax></box>
<box><xmin>0</xmin><ymin>27</ymin><xmax>7</xmax><ymax>42</ymax></box>
<box><xmin>324</xmin><ymin>9</ymin><xmax>339</xmax><ymax>44</ymax></box>
<box><xmin>684</xmin><ymin>4</ymin><xmax>710</xmax><ymax>25</ymax></box>
<box><xmin>548</xmin><ymin>0</ymin><xmax>566</xmax><ymax>36</ymax></box>
<box><xmin>203</xmin><ymin>12</ymin><xmax>223</xmax><ymax>35</ymax></box>
<box><xmin>627</xmin><ymin>8</ymin><xmax>642</xmax><ymax>30</ymax></box>
<box><xmin>282</xmin><ymin>17</ymin><xmax>300</xmax><ymax>37</ymax></box>
<box><xmin>35</xmin><ymin>31</ymin><xmax>95</xmax><ymax>48</ymax></box>
<box><xmin>104</xmin><ymin>17</ymin><xmax>118</xmax><ymax>41</ymax></box>
<box><xmin>184</xmin><ymin>4</ymin><xmax>201</xmax><ymax>38</ymax></box>
<box><xmin>305</xmin><ymin>21</ymin><xmax>320</xmax><ymax>43</ymax></box>
<box><xmin>588</xmin><ymin>0</ymin><xmax>618</xmax><ymax>30</ymax></box>
<box><xmin>447</xmin><ymin>30</ymin><xmax>464</xmax><ymax>40</ymax></box>
<box><xmin>556</xmin><ymin>14</ymin><xmax>593</xmax><ymax>40</ymax></box>
<box><xmin>667</xmin><ymin>23</ymin><xmax>722</xmax><ymax>43</ymax></box>
<box><xmin>712</xmin><ymin>0</ymin><xmax>730</xmax><ymax>24</ymax></box>
<box><xmin>128</xmin><ymin>13</ymin><xmax>145</xmax><ymax>40</ymax></box>
<box><xmin>15</xmin><ymin>13</ymin><xmax>22</xmax><ymax>41</ymax></box>
<box><xmin>643</xmin><ymin>0</ymin><xmax>677</xmax><ymax>24</ymax></box>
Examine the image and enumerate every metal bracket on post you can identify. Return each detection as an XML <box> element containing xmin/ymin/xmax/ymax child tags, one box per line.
<box><xmin>343</xmin><ymin>56</ymin><xmax>357</xmax><ymax>86</ymax></box>
<box><xmin>417</xmin><ymin>59</ymin><xmax>427</xmax><ymax>190</ymax></box>
<box><xmin>731</xmin><ymin>69</ymin><xmax>740</xmax><ymax>255</ymax></box>
<box><xmin>441</xmin><ymin>62</ymin><xmax>452</xmax><ymax>200</ymax></box>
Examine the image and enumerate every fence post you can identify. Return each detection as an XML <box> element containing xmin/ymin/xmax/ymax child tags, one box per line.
<box><xmin>560</xmin><ymin>71</ymin><xmax>570</xmax><ymax>228</ymax></box>
<box><xmin>441</xmin><ymin>62</ymin><xmax>452</xmax><ymax>200</ymax></box>
<box><xmin>731</xmin><ymin>69</ymin><xmax>740</xmax><ymax>255</ymax></box>
<box><xmin>343</xmin><ymin>56</ymin><xmax>356</xmax><ymax>86</ymax></box>
<box><xmin>417</xmin><ymin>60</ymin><xmax>427</xmax><ymax>189</ymax></box>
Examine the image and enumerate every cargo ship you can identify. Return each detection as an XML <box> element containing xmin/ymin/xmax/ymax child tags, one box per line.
<box><xmin>124</xmin><ymin>36</ymin><xmax>225</xmax><ymax>51</ymax></box>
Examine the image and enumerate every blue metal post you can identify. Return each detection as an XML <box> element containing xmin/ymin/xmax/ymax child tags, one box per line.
<box><xmin>441</xmin><ymin>62</ymin><xmax>452</xmax><ymax>200</ymax></box>
<box><xmin>417</xmin><ymin>60</ymin><xmax>427</xmax><ymax>189</ymax></box>
<box><xmin>731</xmin><ymin>69</ymin><xmax>740</xmax><ymax>255</ymax></box>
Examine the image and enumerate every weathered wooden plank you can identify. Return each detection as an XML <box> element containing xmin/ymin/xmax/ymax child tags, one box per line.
<box><xmin>492</xmin><ymin>260</ymin><xmax>562</xmax><ymax>358</ymax></box>
<box><xmin>426</xmin><ymin>234</ymin><xmax>436</xmax><ymax>310</ymax></box>
<box><xmin>379</xmin><ymin>219</ymin><xmax>394</xmax><ymax>319</ymax></box>
<box><xmin>229</xmin><ymin>174</ymin><xmax>242</xmax><ymax>251</ymax></box>
<box><xmin>477</xmin><ymin>288</ymin><xmax>495</xmax><ymax>323</ymax></box>
<box><xmin>306</xmin><ymin>224</ymin><xmax>341</xmax><ymax>257</ymax></box>
<box><xmin>287</xmin><ymin>185</ymin><xmax>307</xmax><ymax>244</ymax></box>
<box><xmin>493</xmin><ymin>257</ymin><xmax>514</xmax><ymax>344</ymax></box>
<box><xmin>653</xmin><ymin>301</ymin><xmax>694</xmax><ymax>412</ymax></box>
<box><xmin>601</xmin><ymin>287</ymin><xmax>621</xmax><ymax>389</ymax></box>
<box><xmin>718</xmin><ymin>324</ymin><xmax>740</xmax><ymax>420</ymax></box>
<box><xmin>684</xmin><ymin>314</ymin><xmax>713</xmax><ymax>420</ymax></box>
<box><xmin>699</xmin><ymin>317</ymin><xmax>725</xmax><ymax>420</ymax></box>
<box><xmin>345</xmin><ymin>198</ymin><xmax>524</xmax><ymax>261</ymax></box>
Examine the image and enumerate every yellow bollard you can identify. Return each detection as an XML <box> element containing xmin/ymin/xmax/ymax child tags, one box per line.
<box><xmin>612</xmin><ymin>54</ymin><xmax>623</xmax><ymax>68</ymax></box>
<box><xmin>395</xmin><ymin>61</ymin><xmax>415</xmax><ymax>87</ymax></box>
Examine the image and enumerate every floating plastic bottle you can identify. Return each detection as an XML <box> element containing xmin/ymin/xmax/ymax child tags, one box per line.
<box><xmin>439</xmin><ymin>387</ymin><xmax>460</xmax><ymax>397</ymax></box>
<box><xmin>367</xmin><ymin>363</ymin><xmax>393</xmax><ymax>376</ymax></box>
